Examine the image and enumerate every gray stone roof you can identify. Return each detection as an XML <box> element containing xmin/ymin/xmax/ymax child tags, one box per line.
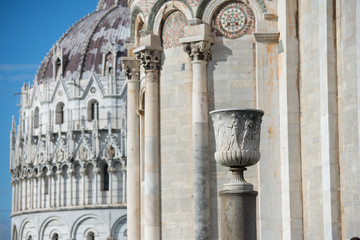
<box><xmin>36</xmin><ymin>2</ymin><xmax>130</xmax><ymax>83</ymax></box>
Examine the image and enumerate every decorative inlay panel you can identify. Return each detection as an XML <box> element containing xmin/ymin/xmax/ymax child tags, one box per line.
<box><xmin>162</xmin><ymin>11</ymin><xmax>189</xmax><ymax>49</ymax></box>
<box><xmin>187</xmin><ymin>0</ymin><xmax>200</xmax><ymax>7</ymax></box>
<box><xmin>212</xmin><ymin>2</ymin><xmax>255</xmax><ymax>39</ymax></box>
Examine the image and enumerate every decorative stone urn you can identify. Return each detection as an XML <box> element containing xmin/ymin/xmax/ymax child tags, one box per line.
<box><xmin>210</xmin><ymin>108</ymin><xmax>264</xmax><ymax>190</ymax></box>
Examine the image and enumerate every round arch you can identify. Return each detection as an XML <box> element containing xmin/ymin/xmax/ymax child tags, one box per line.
<box><xmin>111</xmin><ymin>215</ymin><xmax>127</xmax><ymax>237</ymax></box>
<box><xmin>87</xmin><ymin>98</ymin><xmax>99</xmax><ymax>122</ymax></box>
<box><xmin>12</xmin><ymin>225</ymin><xmax>18</xmax><ymax>240</ymax></box>
<box><xmin>70</xmin><ymin>214</ymin><xmax>108</xmax><ymax>239</ymax></box>
<box><xmin>38</xmin><ymin>216</ymin><xmax>69</xmax><ymax>240</ymax></box>
<box><xmin>19</xmin><ymin>219</ymin><xmax>35</xmax><ymax>240</ymax></box>
<box><xmin>130</xmin><ymin>6</ymin><xmax>145</xmax><ymax>43</ymax></box>
<box><xmin>148</xmin><ymin>0</ymin><xmax>193</xmax><ymax>33</ymax></box>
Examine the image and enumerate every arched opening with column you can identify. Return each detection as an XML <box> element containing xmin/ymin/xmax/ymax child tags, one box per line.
<box><xmin>85</xmin><ymin>162</ymin><xmax>95</xmax><ymax>205</ymax></box>
<box><xmin>55</xmin><ymin>102</ymin><xmax>65</xmax><ymax>125</ymax></box>
<box><xmin>34</xmin><ymin>107</ymin><xmax>40</xmax><ymax>129</ymax></box>
<box><xmin>87</xmin><ymin>100</ymin><xmax>99</xmax><ymax>122</ymax></box>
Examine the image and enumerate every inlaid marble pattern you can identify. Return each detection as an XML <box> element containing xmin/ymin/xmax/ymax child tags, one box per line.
<box><xmin>162</xmin><ymin>11</ymin><xmax>189</xmax><ymax>49</ymax></box>
<box><xmin>212</xmin><ymin>2</ymin><xmax>255</xmax><ymax>39</ymax></box>
<box><xmin>187</xmin><ymin>0</ymin><xmax>201</xmax><ymax>7</ymax></box>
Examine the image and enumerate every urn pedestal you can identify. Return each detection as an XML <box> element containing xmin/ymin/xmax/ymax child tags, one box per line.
<box><xmin>210</xmin><ymin>109</ymin><xmax>264</xmax><ymax>240</ymax></box>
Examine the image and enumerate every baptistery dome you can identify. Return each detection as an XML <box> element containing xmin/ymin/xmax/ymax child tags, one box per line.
<box><xmin>10</xmin><ymin>0</ymin><xmax>130</xmax><ymax>239</ymax></box>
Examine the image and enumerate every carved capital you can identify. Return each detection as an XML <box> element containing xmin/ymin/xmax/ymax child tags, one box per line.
<box><xmin>108</xmin><ymin>166</ymin><xmax>116</xmax><ymax>173</ymax></box>
<box><xmin>252</xmin><ymin>32</ymin><xmax>280</xmax><ymax>43</ymax></box>
<box><xmin>134</xmin><ymin>46</ymin><xmax>162</xmax><ymax>71</ymax></box>
<box><xmin>121</xmin><ymin>57</ymin><xmax>140</xmax><ymax>80</ymax></box>
<box><xmin>182</xmin><ymin>40</ymin><xmax>212</xmax><ymax>62</ymax></box>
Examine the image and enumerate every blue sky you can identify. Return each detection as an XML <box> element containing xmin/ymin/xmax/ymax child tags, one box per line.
<box><xmin>0</xmin><ymin>1</ymin><xmax>98</xmax><ymax>238</ymax></box>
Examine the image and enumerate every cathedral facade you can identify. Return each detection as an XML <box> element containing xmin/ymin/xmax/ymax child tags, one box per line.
<box><xmin>10</xmin><ymin>0</ymin><xmax>360</xmax><ymax>239</ymax></box>
<box><xmin>10</xmin><ymin>1</ymin><xmax>130</xmax><ymax>239</ymax></box>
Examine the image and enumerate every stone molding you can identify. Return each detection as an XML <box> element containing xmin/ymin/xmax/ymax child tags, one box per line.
<box><xmin>134</xmin><ymin>46</ymin><xmax>162</xmax><ymax>71</ymax></box>
<box><xmin>182</xmin><ymin>40</ymin><xmax>213</xmax><ymax>62</ymax></box>
<box><xmin>252</xmin><ymin>32</ymin><xmax>280</xmax><ymax>43</ymax></box>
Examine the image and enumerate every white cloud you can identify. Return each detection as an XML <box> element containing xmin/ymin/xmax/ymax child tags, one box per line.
<box><xmin>0</xmin><ymin>64</ymin><xmax>38</xmax><ymax>72</ymax></box>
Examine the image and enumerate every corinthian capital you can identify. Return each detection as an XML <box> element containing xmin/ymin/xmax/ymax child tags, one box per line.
<box><xmin>121</xmin><ymin>57</ymin><xmax>140</xmax><ymax>80</ymax></box>
<box><xmin>182</xmin><ymin>40</ymin><xmax>212</xmax><ymax>62</ymax></box>
<box><xmin>133</xmin><ymin>46</ymin><xmax>162</xmax><ymax>71</ymax></box>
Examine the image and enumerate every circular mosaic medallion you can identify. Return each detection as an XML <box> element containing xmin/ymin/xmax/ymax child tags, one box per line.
<box><xmin>213</xmin><ymin>2</ymin><xmax>255</xmax><ymax>39</ymax></box>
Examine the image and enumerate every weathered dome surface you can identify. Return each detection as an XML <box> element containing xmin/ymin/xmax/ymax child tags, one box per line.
<box><xmin>36</xmin><ymin>1</ymin><xmax>130</xmax><ymax>83</ymax></box>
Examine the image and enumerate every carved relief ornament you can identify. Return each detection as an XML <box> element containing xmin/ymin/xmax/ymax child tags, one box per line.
<box><xmin>135</xmin><ymin>48</ymin><xmax>162</xmax><ymax>71</ymax></box>
<box><xmin>121</xmin><ymin>58</ymin><xmax>140</xmax><ymax>80</ymax></box>
<box><xmin>182</xmin><ymin>40</ymin><xmax>212</xmax><ymax>62</ymax></box>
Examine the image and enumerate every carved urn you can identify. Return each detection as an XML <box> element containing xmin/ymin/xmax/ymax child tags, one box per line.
<box><xmin>210</xmin><ymin>108</ymin><xmax>264</xmax><ymax>189</ymax></box>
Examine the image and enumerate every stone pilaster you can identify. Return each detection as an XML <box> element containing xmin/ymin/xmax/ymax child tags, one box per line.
<box><xmin>180</xmin><ymin>24</ymin><xmax>213</xmax><ymax>240</ymax></box>
<box><xmin>134</xmin><ymin>43</ymin><xmax>162</xmax><ymax>240</ymax></box>
<box><xmin>277</xmin><ymin>0</ymin><xmax>304</xmax><ymax>238</ymax></box>
<box><xmin>319</xmin><ymin>0</ymin><xmax>340</xmax><ymax>239</ymax></box>
<box><xmin>121</xmin><ymin>56</ymin><xmax>141</xmax><ymax>240</ymax></box>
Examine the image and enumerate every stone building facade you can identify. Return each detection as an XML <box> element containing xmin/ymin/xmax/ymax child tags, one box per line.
<box><xmin>122</xmin><ymin>0</ymin><xmax>360</xmax><ymax>239</ymax></box>
<box><xmin>10</xmin><ymin>0</ymin><xmax>360</xmax><ymax>239</ymax></box>
<box><xmin>10</xmin><ymin>1</ymin><xmax>130</xmax><ymax>239</ymax></box>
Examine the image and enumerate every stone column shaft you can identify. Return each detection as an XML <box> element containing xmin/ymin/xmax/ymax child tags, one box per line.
<box><xmin>95</xmin><ymin>170</ymin><xmax>99</xmax><ymax>204</ymax></box>
<box><xmin>39</xmin><ymin>177</ymin><xmax>43</xmax><ymax>209</ymax></box>
<box><xmin>144</xmin><ymin>69</ymin><xmax>160</xmax><ymax>240</ymax></box>
<box><xmin>122</xmin><ymin>56</ymin><xmax>141</xmax><ymax>240</ymax></box>
<box><xmin>181</xmin><ymin>36</ymin><xmax>212</xmax><ymax>239</ymax></box>
<box><xmin>24</xmin><ymin>178</ymin><xmax>28</xmax><ymax>210</ymax></box>
<box><xmin>70</xmin><ymin>171</ymin><xmax>73</xmax><ymax>206</ymax></box>
<box><xmin>81</xmin><ymin>169</ymin><xmax>86</xmax><ymax>206</ymax></box>
<box><xmin>109</xmin><ymin>168</ymin><xmax>114</xmax><ymax>204</ymax></box>
<box><xmin>11</xmin><ymin>182</ymin><xmax>15</xmax><ymax>212</ymax></box>
<box><xmin>30</xmin><ymin>178</ymin><xmax>34</xmax><ymax>209</ymax></box>
<box><xmin>192</xmin><ymin>59</ymin><xmax>210</xmax><ymax>239</ymax></box>
<box><xmin>49</xmin><ymin>175</ymin><xmax>53</xmax><ymax>208</ymax></box>
<box><xmin>19</xmin><ymin>179</ymin><xmax>22</xmax><ymax>211</ymax></box>
<box><xmin>135</xmin><ymin>45</ymin><xmax>162</xmax><ymax>240</ymax></box>
<box><xmin>57</xmin><ymin>171</ymin><xmax>62</xmax><ymax>207</ymax></box>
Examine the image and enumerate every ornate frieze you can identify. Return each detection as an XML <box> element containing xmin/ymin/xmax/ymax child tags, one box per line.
<box><xmin>182</xmin><ymin>40</ymin><xmax>212</xmax><ymax>62</ymax></box>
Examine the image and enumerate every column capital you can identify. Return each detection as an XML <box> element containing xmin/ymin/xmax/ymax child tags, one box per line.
<box><xmin>134</xmin><ymin>46</ymin><xmax>162</xmax><ymax>71</ymax></box>
<box><xmin>181</xmin><ymin>40</ymin><xmax>213</xmax><ymax>62</ymax></box>
<box><xmin>179</xmin><ymin>23</ymin><xmax>213</xmax><ymax>62</ymax></box>
<box><xmin>121</xmin><ymin>57</ymin><xmax>140</xmax><ymax>80</ymax></box>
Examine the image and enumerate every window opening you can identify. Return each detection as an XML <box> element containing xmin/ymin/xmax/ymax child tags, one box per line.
<box><xmin>56</xmin><ymin>102</ymin><xmax>65</xmax><ymax>124</ymax></box>
<box><xmin>34</xmin><ymin>107</ymin><xmax>40</xmax><ymax>129</ymax></box>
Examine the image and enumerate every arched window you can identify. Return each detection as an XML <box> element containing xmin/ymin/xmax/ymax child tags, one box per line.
<box><xmin>100</xmin><ymin>164</ymin><xmax>109</xmax><ymax>191</ymax></box>
<box><xmin>104</xmin><ymin>52</ymin><xmax>114</xmax><ymax>76</ymax></box>
<box><xmin>87</xmin><ymin>100</ymin><xmax>99</xmax><ymax>122</ymax></box>
<box><xmin>27</xmin><ymin>235</ymin><xmax>32</xmax><ymax>240</ymax></box>
<box><xmin>34</xmin><ymin>107</ymin><xmax>40</xmax><ymax>129</ymax></box>
<box><xmin>87</xmin><ymin>231</ymin><xmax>95</xmax><ymax>240</ymax></box>
<box><xmin>52</xmin><ymin>233</ymin><xmax>59</xmax><ymax>240</ymax></box>
<box><xmin>55</xmin><ymin>58</ymin><xmax>62</xmax><ymax>79</ymax></box>
<box><xmin>55</xmin><ymin>102</ymin><xmax>65</xmax><ymax>124</ymax></box>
